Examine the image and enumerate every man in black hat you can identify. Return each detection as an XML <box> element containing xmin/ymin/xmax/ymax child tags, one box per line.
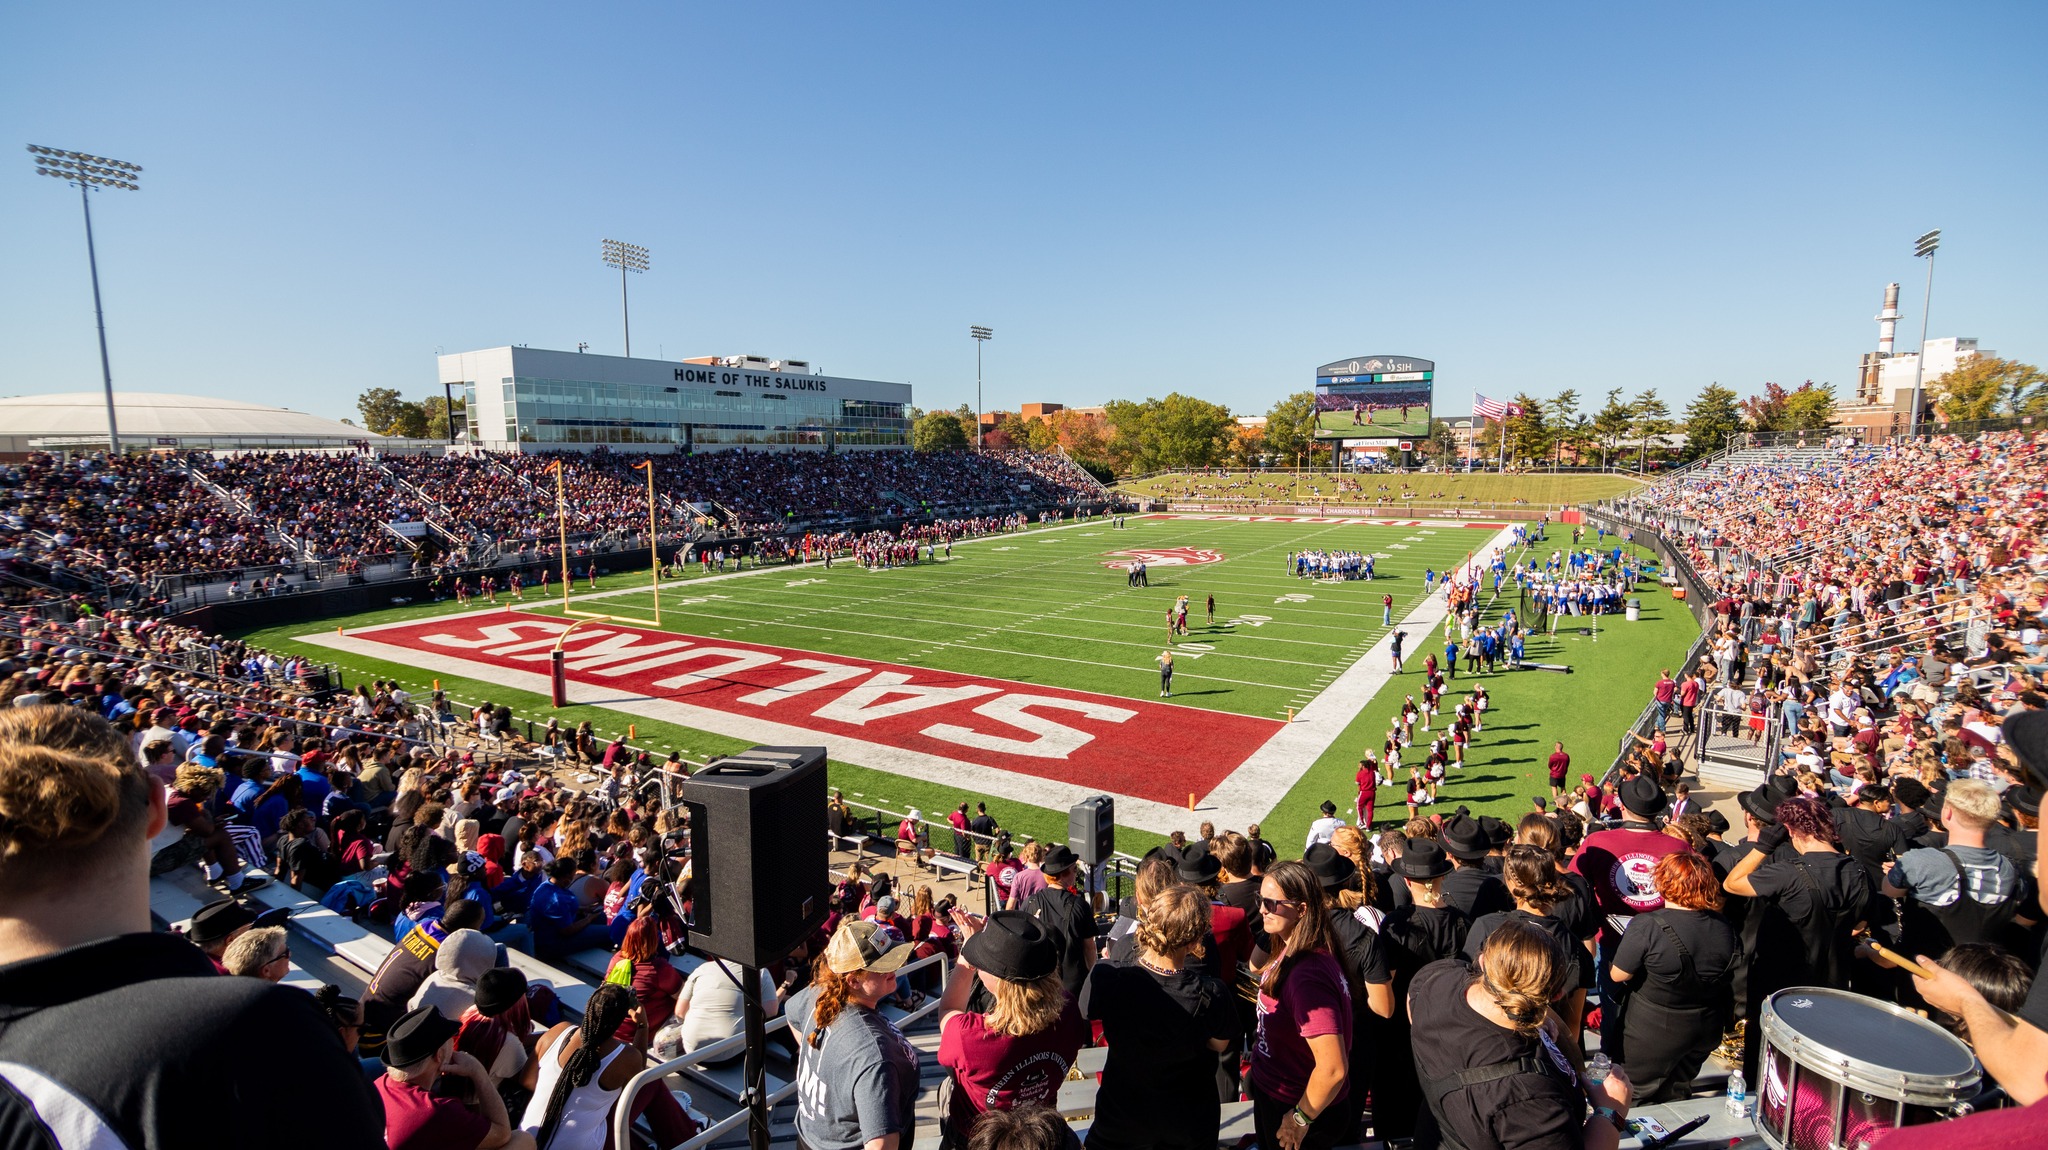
<box><xmin>376</xmin><ymin>1004</ymin><xmax>531</xmax><ymax>1150</ymax></box>
<box><xmin>1438</xmin><ymin>817</ymin><xmax>1512</xmax><ymax>919</ymax></box>
<box><xmin>1020</xmin><ymin>844</ymin><xmax>1096</xmax><ymax>997</ymax></box>
<box><xmin>1833</xmin><ymin>784</ymin><xmax>1912</xmax><ymax>898</ymax></box>
<box><xmin>1571</xmin><ymin>774</ymin><xmax>1687</xmax><ymax>1053</ymax></box>
<box><xmin>186</xmin><ymin>897</ymin><xmax>256</xmax><ymax>976</ymax></box>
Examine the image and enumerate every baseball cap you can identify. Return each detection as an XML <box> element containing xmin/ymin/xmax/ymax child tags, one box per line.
<box><xmin>823</xmin><ymin>919</ymin><xmax>916</xmax><ymax>975</ymax></box>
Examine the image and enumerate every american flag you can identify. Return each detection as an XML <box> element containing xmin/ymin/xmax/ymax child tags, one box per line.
<box><xmin>1473</xmin><ymin>393</ymin><xmax>1525</xmax><ymax>422</ymax></box>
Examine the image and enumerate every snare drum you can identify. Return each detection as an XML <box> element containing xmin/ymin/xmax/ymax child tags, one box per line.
<box><xmin>1756</xmin><ymin>987</ymin><xmax>1981</xmax><ymax>1150</ymax></box>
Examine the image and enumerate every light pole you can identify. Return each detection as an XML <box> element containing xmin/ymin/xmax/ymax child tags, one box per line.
<box><xmin>970</xmin><ymin>325</ymin><xmax>992</xmax><ymax>448</ymax></box>
<box><xmin>28</xmin><ymin>145</ymin><xmax>141</xmax><ymax>455</ymax></box>
<box><xmin>1905</xmin><ymin>228</ymin><xmax>1940</xmax><ymax>438</ymax></box>
<box><xmin>602</xmin><ymin>238</ymin><xmax>649</xmax><ymax>357</ymax></box>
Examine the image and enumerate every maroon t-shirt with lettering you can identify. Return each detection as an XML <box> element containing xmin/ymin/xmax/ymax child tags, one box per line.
<box><xmin>938</xmin><ymin>998</ymin><xmax>1087</xmax><ymax>1135</ymax></box>
<box><xmin>1571</xmin><ymin>825</ymin><xmax>1689</xmax><ymax>945</ymax></box>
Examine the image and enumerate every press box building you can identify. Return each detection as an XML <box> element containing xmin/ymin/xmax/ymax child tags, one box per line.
<box><xmin>438</xmin><ymin>346</ymin><xmax>913</xmax><ymax>452</ymax></box>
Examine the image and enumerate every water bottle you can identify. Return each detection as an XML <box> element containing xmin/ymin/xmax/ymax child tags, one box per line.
<box><xmin>1586</xmin><ymin>1052</ymin><xmax>1611</xmax><ymax>1084</ymax></box>
<box><xmin>1726</xmin><ymin>1068</ymin><xmax>1750</xmax><ymax>1118</ymax></box>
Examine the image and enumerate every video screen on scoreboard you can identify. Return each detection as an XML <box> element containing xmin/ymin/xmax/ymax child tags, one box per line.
<box><xmin>1313</xmin><ymin>355</ymin><xmax>1434</xmax><ymax>440</ymax></box>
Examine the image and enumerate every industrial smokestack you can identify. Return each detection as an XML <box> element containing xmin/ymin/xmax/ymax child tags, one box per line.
<box><xmin>1876</xmin><ymin>282</ymin><xmax>1900</xmax><ymax>356</ymax></box>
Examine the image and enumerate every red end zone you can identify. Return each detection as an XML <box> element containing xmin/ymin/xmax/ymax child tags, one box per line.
<box><xmin>359</xmin><ymin>612</ymin><xmax>1279</xmax><ymax>806</ymax></box>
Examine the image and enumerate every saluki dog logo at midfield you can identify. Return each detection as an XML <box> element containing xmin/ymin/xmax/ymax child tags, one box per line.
<box><xmin>1100</xmin><ymin>547</ymin><xmax>1224</xmax><ymax>570</ymax></box>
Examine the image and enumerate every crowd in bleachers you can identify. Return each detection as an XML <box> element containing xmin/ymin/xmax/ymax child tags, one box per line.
<box><xmin>1</xmin><ymin>451</ymin><xmax>294</xmax><ymax>593</ymax></box>
<box><xmin>3</xmin><ymin>446</ymin><xmax>1105</xmax><ymax>608</ymax></box>
<box><xmin>205</xmin><ymin>451</ymin><xmax>427</xmax><ymax>562</ymax></box>
<box><xmin>7</xmin><ymin>431</ymin><xmax>2048</xmax><ymax>1149</ymax></box>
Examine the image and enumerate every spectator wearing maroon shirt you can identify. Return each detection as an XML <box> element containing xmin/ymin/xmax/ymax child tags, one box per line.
<box><xmin>379</xmin><ymin>1005</ymin><xmax>533</xmax><ymax>1150</ymax></box>
<box><xmin>1570</xmin><ymin>776</ymin><xmax>1688</xmax><ymax>1057</ymax></box>
<box><xmin>1249</xmin><ymin>860</ymin><xmax>1354</xmax><ymax>1150</ymax></box>
<box><xmin>1546</xmin><ymin>743</ymin><xmax>1571</xmax><ymax>802</ymax></box>
<box><xmin>936</xmin><ymin>910</ymin><xmax>1087</xmax><ymax>1149</ymax></box>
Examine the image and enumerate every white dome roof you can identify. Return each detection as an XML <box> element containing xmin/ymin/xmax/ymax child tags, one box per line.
<box><xmin>0</xmin><ymin>392</ymin><xmax>379</xmax><ymax>445</ymax></box>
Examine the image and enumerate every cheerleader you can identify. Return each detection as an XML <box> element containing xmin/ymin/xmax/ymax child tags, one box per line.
<box><xmin>1402</xmin><ymin>695</ymin><xmax>1421</xmax><ymax>737</ymax></box>
<box><xmin>1451</xmin><ymin>724</ymin><xmax>1469</xmax><ymax>766</ymax></box>
<box><xmin>1472</xmin><ymin>685</ymin><xmax>1490</xmax><ymax>729</ymax></box>
<box><xmin>1404</xmin><ymin>771</ymin><xmax>1423</xmax><ymax>819</ymax></box>
<box><xmin>1426</xmin><ymin>750</ymin><xmax>1446</xmax><ymax>802</ymax></box>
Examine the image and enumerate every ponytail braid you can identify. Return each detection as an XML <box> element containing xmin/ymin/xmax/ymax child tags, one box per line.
<box><xmin>534</xmin><ymin>982</ymin><xmax>633</xmax><ymax>1150</ymax></box>
<box><xmin>805</xmin><ymin>959</ymin><xmax>853</xmax><ymax>1049</ymax></box>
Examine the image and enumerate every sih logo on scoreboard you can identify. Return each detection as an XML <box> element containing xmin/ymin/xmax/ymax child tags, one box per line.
<box><xmin>1099</xmin><ymin>547</ymin><xmax>1225</xmax><ymax>570</ymax></box>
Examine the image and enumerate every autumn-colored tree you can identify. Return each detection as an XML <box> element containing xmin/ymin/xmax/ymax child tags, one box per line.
<box><xmin>1931</xmin><ymin>356</ymin><xmax>2048</xmax><ymax>421</ymax></box>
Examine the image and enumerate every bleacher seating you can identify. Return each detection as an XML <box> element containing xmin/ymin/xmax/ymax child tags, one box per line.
<box><xmin>3</xmin><ymin>446</ymin><xmax>1105</xmax><ymax>607</ymax></box>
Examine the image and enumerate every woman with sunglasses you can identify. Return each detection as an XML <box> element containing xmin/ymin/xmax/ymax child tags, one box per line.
<box><xmin>1248</xmin><ymin>860</ymin><xmax>1353</xmax><ymax>1150</ymax></box>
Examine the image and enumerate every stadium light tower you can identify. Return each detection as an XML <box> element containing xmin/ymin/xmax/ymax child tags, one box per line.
<box><xmin>28</xmin><ymin>145</ymin><xmax>142</xmax><ymax>454</ymax></box>
<box><xmin>602</xmin><ymin>238</ymin><xmax>650</xmax><ymax>357</ymax></box>
<box><xmin>970</xmin><ymin>325</ymin><xmax>993</xmax><ymax>447</ymax></box>
<box><xmin>1905</xmin><ymin>228</ymin><xmax>1940</xmax><ymax>439</ymax></box>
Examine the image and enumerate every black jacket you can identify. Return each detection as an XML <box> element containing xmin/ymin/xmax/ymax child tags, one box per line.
<box><xmin>0</xmin><ymin>932</ymin><xmax>384</xmax><ymax>1150</ymax></box>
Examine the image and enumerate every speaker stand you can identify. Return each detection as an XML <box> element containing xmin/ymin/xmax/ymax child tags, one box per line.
<box><xmin>742</xmin><ymin>964</ymin><xmax>771</xmax><ymax>1150</ymax></box>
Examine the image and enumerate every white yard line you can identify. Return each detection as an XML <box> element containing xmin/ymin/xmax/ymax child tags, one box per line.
<box><xmin>1193</xmin><ymin>523</ymin><xmax>1525</xmax><ymax>829</ymax></box>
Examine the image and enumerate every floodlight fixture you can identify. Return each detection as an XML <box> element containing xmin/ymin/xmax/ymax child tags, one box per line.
<box><xmin>1906</xmin><ymin>227</ymin><xmax>1942</xmax><ymax>439</ymax></box>
<box><xmin>27</xmin><ymin>145</ymin><xmax>144</xmax><ymax>453</ymax></box>
<box><xmin>601</xmin><ymin>238</ymin><xmax>650</xmax><ymax>355</ymax></box>
<box><xmin>970</xmin><ymin>326</ymin><xmax>993</xmax><ymax>447</ymax></box>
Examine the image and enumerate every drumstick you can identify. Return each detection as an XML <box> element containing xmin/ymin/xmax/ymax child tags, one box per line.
<box><xmin>1861</xmin><ymin>937</ymin><xmax>1935</xmax><ymax>979</ymax></box>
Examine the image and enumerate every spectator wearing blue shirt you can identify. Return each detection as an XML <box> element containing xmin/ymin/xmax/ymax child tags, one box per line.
<box><xmin>446</xmin><ymin>852</ymin><xmax>533</xmax><ymax>953</ymax></box>
<box><xmin>294</xmin><ymin>751</ymin><xmax>334</xmax><ymax>810</ymax></box>
<box><xmin>528</xmin><ymin>856</ymin><xmax>611</xmax><ymax>961</ymax></box>
<box><xmin>233</xmin><ymin>770</ymin><xmax>297</xmax><ymax>843</ymax></box>
<box><xmin>189</xmin><ymin>734</ymin><xmax>225</xmax><ymax>770</ymax></box>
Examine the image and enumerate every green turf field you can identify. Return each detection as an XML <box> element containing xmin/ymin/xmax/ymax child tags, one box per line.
<box><xmin>1257</xmin><ymin>544</ymin><xmax>1698</xmax><ymax>846</ymax></box>
<box><xmin>1313</xmin><ymin>409</ymin><xmax>1431</xmax><ymax>438</ymax></box>
<box><xmin>237</xmin><ymin>516</ymin><xmax>1695</xmax><ymax>854</ymax></box>
<box><xmin>1117</xmin><ymin>471</ymin><xmax>1642</xmax><ymax>509</ymax></box>
<box><xmin>518</xmin><ymin>518</ymin><xmax>1482</xmax><ymax>720</ymax></box>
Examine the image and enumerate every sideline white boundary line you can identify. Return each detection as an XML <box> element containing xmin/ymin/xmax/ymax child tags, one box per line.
<box><xmin>1194</xmin><ymin>523</ymin><xmax>1525</xmax><ymax>827</ymax></box>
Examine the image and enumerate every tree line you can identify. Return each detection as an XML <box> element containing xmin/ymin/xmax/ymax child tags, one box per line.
<box><xmin>355</xmin><ymin>352</ymin><xmax>2041</xmax><ymax>474</ymax></box>
<box><xmin>354</xmin><ymin>388</ymin><xmax>467</xmax><ymax>440</ymax></box>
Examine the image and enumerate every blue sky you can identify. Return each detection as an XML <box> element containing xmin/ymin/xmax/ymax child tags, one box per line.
<box><xmin>3</xmin><ymin>2</ymin><xmax>2043</xmax><ymax>424</ymax></box>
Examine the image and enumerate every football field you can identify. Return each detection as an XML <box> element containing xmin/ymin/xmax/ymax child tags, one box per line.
<box><xmin>287</xmin><ymin>515</ymin><xmax>1505</xmax><ymax>834</ymax></box>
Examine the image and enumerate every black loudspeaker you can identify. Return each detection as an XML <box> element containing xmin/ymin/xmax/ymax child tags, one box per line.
<box><xmin>1069</xmin><ymin>795</ymin><xmax>1114</xmax><ymax>866</ymax></box>
<box><xmin>681</xmin><ymin>746</ymin><xmax>830</xmax><ymax>968</ymax></box>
